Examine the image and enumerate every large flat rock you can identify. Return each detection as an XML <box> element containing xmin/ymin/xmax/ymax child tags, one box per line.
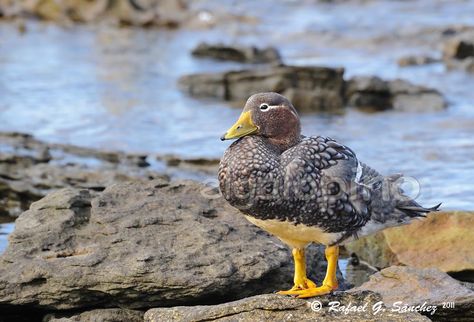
<box><xmin>352</xmin><ymin>266</ymin><xmax>474</xmax><ymax>321</ymax></box>
<box><xmin>144</xmin><ymin>292</ymin><xmax>430</xmax><ymax>322</ymax></box>
<box><xmin>44</xmin><ymin>308</ymin><xmax>144</xmax><ymax>322</ymax></box>
<box><xmin>344</xmin><ymin>211</ymin><xmax>474</xmax><ymax>274</ymax></box>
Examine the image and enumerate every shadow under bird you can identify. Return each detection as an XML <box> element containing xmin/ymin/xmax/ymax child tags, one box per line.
<box><xmin>218</xmin><ymin>92</ymin><xmax>440</xmax><ymax>298</ymax></box>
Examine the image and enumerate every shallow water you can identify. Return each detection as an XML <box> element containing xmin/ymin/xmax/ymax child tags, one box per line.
<box><xmin>1</xmin><ymin>0</ymin><xmax>474</xmax><ymax>210</ymax></box>
<box><xmin>0</xmin><ymin>222</ymin><xmax>14</xmax><ymax>253</ymax></box>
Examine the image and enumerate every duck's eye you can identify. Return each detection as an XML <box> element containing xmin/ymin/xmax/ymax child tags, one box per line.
<box><xmin>259</xmin><ymin>103</ymin><xmax>269</xmax><ymax>111</ymax></box>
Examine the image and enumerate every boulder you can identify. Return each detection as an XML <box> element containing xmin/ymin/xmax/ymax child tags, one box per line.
<box><xmin>0</xmin><ymin>0</ymin><xmax>189</xmax><ymax>27</ymax></box>
<box><xmin>344</xmin><ymin>211</ymin><xmax>474</xmax><ymax>274</ymax></box>
<box><xmin>157</xmin><ymin>155</ymin><xmax>220</xmax><ymax>175</ymax></box>
<box><xmin>398</xmin><ymin>55</ymin><xmax>440</xmax><ymax>67</ymax></box>
<box><xmin>442</xmin><ymin>32</ymin><xmax>474</xmax><ymax>73</ymax></box>
<box><xmin>144</xmin><ymin>291</ymin><xmax>430</xmax><ymax>322</ymax></box>
<box><xmin>0</xmin><ymin>179</ymin><xmax>345</xmax><ymax>314</ymax></box>
<box><xmin>352</xmin><ymin>266</ymin><xmax>474</xmax><ymax>321</ymax></box>
<box><xmin>341</xmin><ymin>254</ymin><xmax>379</xmax><ymax>287</ymax></box>
<box><xmin>443</xmin><ymin>39</ymin><xmax>474</xmax><ymax>60</ymax></box>
<box><xmin>179</xmin><ymin>65</ymin><xmax>345</xmax><ymax>112</ymax></box>
<box><xmin>445</xmin><ymin>57</ymin><xmax>474</xmax><ymax>73</ymax></box>
<box><xmin>191</xmin><ymin>43</ymin><xmax>281</xmax><ymax>64</ymax></box>
<box><xmin>44</xmin><ymin>308</ymin><xmax>144</xmax><ymax>322</ymax></box>
<box><xmin>344</xmin><ymin>76</ymin><xmax>446</xmax><ymax>112</ymax></box>
<box><xmin>343</xmin><ymin>231</ymin><xmax>399</xmax><ymax>270</ymax></box>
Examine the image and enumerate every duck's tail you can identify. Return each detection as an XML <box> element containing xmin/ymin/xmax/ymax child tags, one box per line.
<box><xmin>396</xmin><ymin>200</ymin><xmax>442</xmax><ymax>218</ymax></box>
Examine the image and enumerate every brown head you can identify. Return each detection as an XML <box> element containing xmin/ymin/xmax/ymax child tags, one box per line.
<box><xmin>221</xmin><ymin>92</ymin><xmax>301</xmax><ymax>151</ymax></box>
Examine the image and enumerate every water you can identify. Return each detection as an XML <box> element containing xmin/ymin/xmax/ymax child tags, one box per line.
<box><xmin>0</xmin><ymin>222</ymin><xmax>14</xmax><ymax>253</ymax></box>
<box><xmin>1</xmin><ymin>0</ymin><xmax>473</xmax><ymax>213</ymax></box>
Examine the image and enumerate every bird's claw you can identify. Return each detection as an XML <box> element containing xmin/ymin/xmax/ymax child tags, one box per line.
<box><xmin>276</xmin><ymin>277</ymin><xmax>318</xmax><ymax>296</ymax></box>
<box><xmin>277</xmin><ymin>284</ymin><xmax>335</xmax><ymax>298</ymax></box>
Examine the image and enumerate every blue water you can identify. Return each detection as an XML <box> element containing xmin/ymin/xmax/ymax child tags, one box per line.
<box><xmin>0</xmin><ymin>223</ymin><xmax>15</xmax><ymax>253</ymax></box>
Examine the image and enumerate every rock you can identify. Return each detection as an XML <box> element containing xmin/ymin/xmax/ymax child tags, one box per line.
<box><xmin>445</xmin><ymin>57</ymin><xmax>474</xmax><ymax>73</ymax></box>
<box><xmin>0</xmin><ymin>179</ymin><xmax>345</xmax><ymax>313</ymax></box>
<box><xmin>157</xmin><ymin>155</ymin><xmax>220</xmax><ymax>175</ymax></box>
<box><xmin>0</xmin><ymin>0</ymin><xmax>189</xmax><ymax>27</ymax></box>
<box><xmin>392</xmin><ymin>91</ymin><xmax>445</xmax><ymax>112</ymax></box>
<box><xmin>398</xmin><ymin>55</ymin><xmax>440</xmax><ymax>67</ymax></box>
<box><xmin>191</xmin><ymin>43</ymin><xmax>281</xmax><ymax>64</ymax></box>
<box><xmin>180</xmin><ymin>67</ymin><xmax>445</xmax><ymax>113</ymax></box>
<box><xmin>383</xmin><ymin>211</ymin><xmax>474</xmax><ymax>273</ymax></box>
<box><xmin>283</xmin><ymin>88</ymin><xmax>344</xmax><ymax>113</ymax></box>
<box><xmin>344</xmin><ymin>76</ymin><xmax>391</xmax><ymax>110</ymax></box>
<box><xmin>441</xmin><ymin>30</ymin><xmax>474</xmax><ymax>73</ymax></box>
<box><xmin>341</xmin><ymin>254</ymin><xmax>379</xmax><ymax>287</ymax></box>
<box><xmin>344</xmin><ymin>231</ymin><xmax>399</xmax><ymax>270</ymax></box>
<box><xmin>443</xmin><ymin>39</ymin><xmax>474</xmax><ymax>60</ymax></box>
<box><xmin>179</xmin><ymin>65</ymin><xmax>345</xmax><ymax>112</ymax></box>
<box><xmin>0</xmin><ymin>132</ymin><xmax>165</xmax><ymax>218</ymax></box>
<box><xmin>345</xmin><ymin>211</ymin><xmax>474</xmax><ymax>274</ymax></box>
<box><xmin>144</xmin><ymin>291</ymin><xmax>430</xmax><ymax>322</ymax></box>
<box><xmin>352</xmin><ymin>266</ymin><xmax>474</xmax><ymax>321</ymax></box>
<box><xmin>344</xmin><ymin>76</ymin><xmax>446</xmax><ymax>112</ymax></box>
<box><xmin>179</xmin><ymin>73</ymin><xmax>228</xmax><ymax>100</ymax></box>
<box><xmin>44</xmin><ymin>308</ymin><xmax>144</xmax><ymax>322</ymax></box>
<box><xmin>113</xmin><ymin>0</ymin><xmax>188</xmax><ymax>28</ymax></box>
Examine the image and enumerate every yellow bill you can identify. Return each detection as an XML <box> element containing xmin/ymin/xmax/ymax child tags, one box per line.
<box><xmin>220</xmin><ymin>111</ymin><xmax>259</xmax><ymax>140</ymax></box>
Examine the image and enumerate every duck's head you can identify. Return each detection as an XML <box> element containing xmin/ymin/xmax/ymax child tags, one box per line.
<box><xmin>221</xmin><ymin>92</ymin><xmax>301</xmax><ymax>150</ymax></box>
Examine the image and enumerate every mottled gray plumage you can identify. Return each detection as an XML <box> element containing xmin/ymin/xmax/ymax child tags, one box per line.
<box><xmin>218</xmin><ymin>92</ymin><xmax>440</xmax><ymax>245</ymax></box>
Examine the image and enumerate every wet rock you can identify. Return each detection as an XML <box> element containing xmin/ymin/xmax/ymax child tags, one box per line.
<box><xmin>341</xmin><ymin>255</ymin><xmax>379</xmax><ymax>288</ymax></box>
<box><xmin>283</xmin><ymin>88</ymin><xmax>344</xmax><ymax>113</ymax></box>
<box><xmin>0</xmin><ymin>132</ymin><xmax>164</xmax><ymax>218</ymax></box>
<box><xmin>0</xmin><ymin>0</ymin><xmax>189</xmax><ymax>27</ymax></box>
<box><xmin>114</xmin><ymin>0</ymin><xmax>188</xmax><ymax>28</ymax></box>
<box><xmin>345</xmin><ymin>211</ymin><xmax>474</xmax><ymax>274</ymax></box>
<box><xmin>443</xmin><ymin>39</ymin><xmax>474</xmax><ymax>60</ymax></box>
<box><xmin>344</xmin><ymin>76</ymin><xmax>446</xmax><ymax>112</ymax></box>
<box><xmin>179</xmin><ymin>73</ymin><xmax>227</xmax><ymax>99</ymax></box>
<box><xmin>191</xmin><ymin>42</ymin><xmax>281</xmax><ymax>64</ymax></box>
<box><xmin>44</xmin><ymin>308</ymin><xmax>144</xmax><ymax>322</ymax></box>
<box><xmin>384</xmin><ymin>211</ymin><xmax>474</xmax><ymax>273</ymax></box>
<box><xmin>0</xmin><ymin>180</ymin><xmax>345</xmax><ymax>312</ymax></box>
<box><xmin>144</xmin><ymin>291</ymin><xmax>429</xmax><ymax>322</ymax></box>
<box><xmin>344</xmin><ymin>231</ymin><xmax>399</xmax><ymax>270</ymax></box>
<box><xmin>398</xmin><ymin>55</ymin><xmax>440</xmax><ymax>67</ymax></box>
<box><xmin>181</xmin><ymin>66</ymin><xmax>445</xmax><ymax>113</ymax></box>
<box><xmin>352</xmin><ymin>266</ymin><xmax>474</xmax><ymax>321</ymax></box>
<box><xmin>179</xmin><ymin>65</ymin><xmax>345</xmax><ymax>112</ymax></box>
<box><xmin>442</xmin><ymin>32</ymin><xmax>474</xmax><ymax>73</ymax></box>
<box><xmin>445</xmin><ymin>57</ymin><xmax>474</xmax><ymax>73</ymax></box>
<box><xmin>158</xmin><ymin>155</ymin><xmax>220</xmax><ymax>175</ymax></box>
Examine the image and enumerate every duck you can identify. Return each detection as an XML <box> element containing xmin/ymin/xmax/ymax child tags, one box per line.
<box><xmin>218</xmin><ymin>92</ymin><xmax>440</xmax><ymax>298</ymax></box>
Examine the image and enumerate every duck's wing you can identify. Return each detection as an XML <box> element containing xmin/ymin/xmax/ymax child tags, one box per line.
<box><xmin>281</xmin><ymin>136</ymin><xmax>370</xmax><ymax>235</ymax></box>
<box><xmin>284</xmin><ymin>136</ymin><xmax>440</xmax><ymax>244</ymax></box>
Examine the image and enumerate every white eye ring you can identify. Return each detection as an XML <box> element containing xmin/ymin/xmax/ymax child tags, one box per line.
<box><xmin>259</xmin><ymin>103</ymin><xmax>269</xmax><ymax>111</ymax></box>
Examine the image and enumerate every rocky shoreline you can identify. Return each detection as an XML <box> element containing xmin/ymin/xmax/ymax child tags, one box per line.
<box><xmin>0</xmin><ymin>174</ymin><xmax>473</xmax><ymax>321</ymax></box>
<box><xmin>1</xmin><ymin>132</ymin><xmax>474</xmax><ymax>321</ymax></box>
<box><xmin>178</xmin><ymin>65</ymin><xmax>446</xmax><ymax>113</ymax></box>
<box><xmin>0</xmin><ymin>132</ymin><xmax>220</xmax><ymax>220</ymax></box>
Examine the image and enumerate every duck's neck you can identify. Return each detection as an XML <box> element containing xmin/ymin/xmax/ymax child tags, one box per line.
<box><xmin>266</xmin><ymin>127</ymin><xmax>302</xmax><ymax>152</ymax></box>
